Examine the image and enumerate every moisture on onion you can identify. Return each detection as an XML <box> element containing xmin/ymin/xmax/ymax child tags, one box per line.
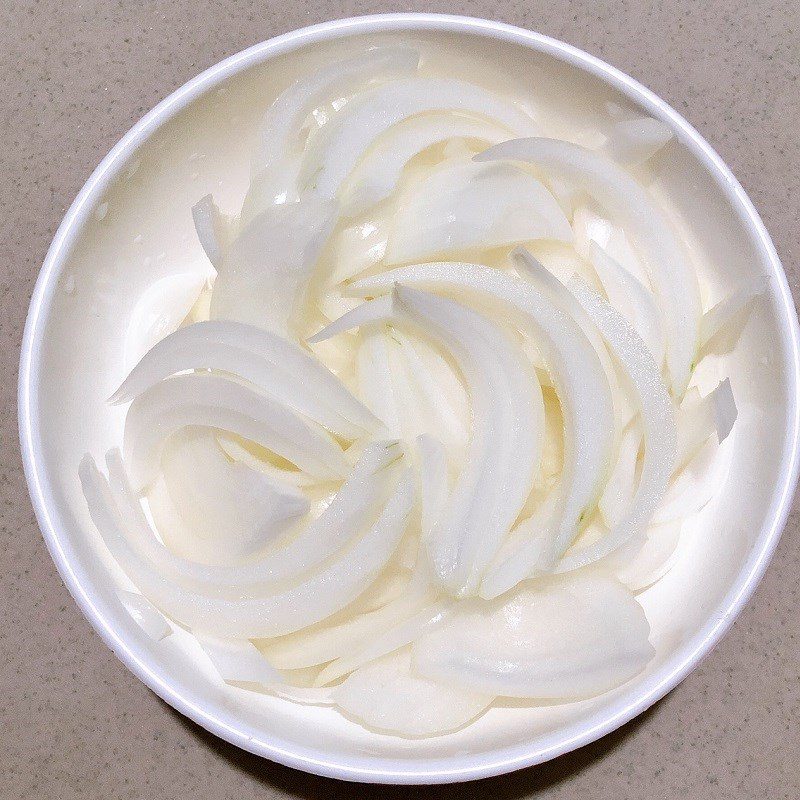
<box><xmin>82</xmin><ymin>45</ymin><xmax>766</xmax><ymax>738</ymax></box>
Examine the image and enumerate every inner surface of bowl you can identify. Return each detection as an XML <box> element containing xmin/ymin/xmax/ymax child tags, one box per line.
<box><xmin>24</xmin><ymin>18</ymin><xmax>798</xmax><ymax>781</ymax></box>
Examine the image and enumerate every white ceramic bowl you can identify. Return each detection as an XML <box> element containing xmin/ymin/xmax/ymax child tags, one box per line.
<box><xmin>19</xmin><ymin>12</ymin><xmax>800</xmax><ymax>784</ymax></box>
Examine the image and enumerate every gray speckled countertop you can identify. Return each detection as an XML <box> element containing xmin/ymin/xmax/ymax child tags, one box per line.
<box><xmin>2</xmin><ymin>2</ymin><xmax>799</xmax><ymax>797</ymax></box>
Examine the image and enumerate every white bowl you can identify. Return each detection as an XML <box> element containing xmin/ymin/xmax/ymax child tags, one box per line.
<box><xmin>19</xmin><ymin>12</ymin><xmax>800</xmax><ymax>784</ymax></box>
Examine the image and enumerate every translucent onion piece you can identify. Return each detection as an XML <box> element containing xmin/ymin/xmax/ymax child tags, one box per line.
<box><xmin>123</xmin><ymin>272</ymin><xmax>209</xmax><ymax>371</ymax></box>
<box><xmin>340</xmin><ymin>113</ymin><xmax>512</xmax><ymax>216</ymax></box>
<box><xmin>652</xmin><ymin>436</ymin><xmax>732</xmax><ymax>525</ymax></box>
<box><xmin>414</xmin><ymin>573</ymin><xmax>653</xmax><ymax>699</ymax></box>
<box><xmin>387</xmin><ymin>161</ymin><xmax>572</xmax><ymax>264</ymax></box>
<box><xmin>675</xmin><ymin>379</ymin><xmax>737</xmax><ymax>472</ymax></box>
<box><xmin>192</xmin><ymin>194</ymin><xmax>233</xmax><ymax>268</ymax></box>
<box><xmin>158</xmin><ymin>428</ymin><xmax>309</xmax><ymax>563</ymax></box>
<box><xmin>348</xmin><ymin>263</ymin><xmax>614</xmax><ymax>587</ymax></box>
<box><xmin>316</xmin><ymin>285</ymin><xmax>545</xmax><ymax>596</ymax></box>
<box><xmin>123</xmin><ymin>373</ymin><xmax>349</xmax><ymax>490</ymax></box>
<box><xmin>249</xmin><ymin>46</ymin><xmax>420</xmax><ymax>181</ymax></box>
<box><xmin>333</xmin><ymin>648</ymin><xmax>493</xmax><ymax>737</ymax></box>
<box><xmin>112</xmin><ymin>319</ymin><xmax>380</xmax><ymax>439</ymax></box>
<box><xmin>108</xmin><ymin>441</ymin><xmax>399</xmax><ymax>598</ymax></box>
<box><xmin>81</xmin><ymin>456</ymin><xmax>415</xmax><ymax>637</ymax></box>
<box><xmin>271</xmin><ymin>685</ymin><xmax>336</xmax><ymax>706</ymax></box>
<box><xmin>476</xmin><ymin>138</ymin><xmax>702</xmax><ymax>396</ymax></box>
<box><xmin>259</xmin><ymin>576</ymin><xmax>434</xmax><ymax>670</ymax></box>
<box><xmin>328</xmin><ymin>220</ymin><xmax>388</xmax><ymax>285</ymax></box>
<box><xmin>316</xmin><ymin>601</ymin><xmax>452</xmax><ymax>686</ymax></box>
<box><xmin>601</xmin><ymin>117</ymin><xmax>674</xmax><ymax>168</ymax></box>
<box><xmin>611</xmin><ymin>520</ymin><xmax>683</xmax><ymax>592</ymax></box>
<box><xmin>558</xmin><ymin>279</ymin><xmax>676</xmax><ymax>571</ymax></box>
<box><xmin>195</xmin><ymin>633</ymin><xmax>283</xmax><ymax>688</ymax></box>
<box><xmin>416</xmin><ymin>434</ymin><xmax>450</xmax><ymax>541</ymax></box>
<box><xmin>599</xmin><ymin>423</ymin><xmax>642</xmax><ymax>529</ymax></box>
<box><xmin>298</xmin><ymin>77</ymin><xmax>539</xmax><ymax>200</ymax></box>
<box><xmin>587</xmin><ymin>242</ymin><xmax>665</xmax><ymax>368</ymax></box>
<box><xmin>698</xmin><ymin>276</ymin><xmax>768</xmax><ymax>358</ymax></box>
<box><xmin>216</xmin><ymin>435</ymin><xmax>321</xmax><ymax>487</ymax></box>
<box><xmin>356</xmin><ymin>326</ymin><xmax>402</xmax><ymax>436</ymax></box>
<box><xmin>117</xmin><ymin>590</ymin><xmax>171</xmax><ymax>641</ymax></box>
<box><xmin>210</xmin><ymin>200</ymin><xmax>335</xmax><ymax>335</ymax></box>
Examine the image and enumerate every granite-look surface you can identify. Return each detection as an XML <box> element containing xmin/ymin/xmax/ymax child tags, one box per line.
<box><xmin>2</xmin><ymin>2</ymin><xmax>799</xmax><ymax>797</ymax></box>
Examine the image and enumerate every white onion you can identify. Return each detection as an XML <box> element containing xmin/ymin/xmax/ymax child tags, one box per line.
<box><xmin>476</xmin><ymin>137</ymin><xmax>702</xmax><ymax>396</ymax></box>
<box><xmin>601</xmin><ymin>116</ymin><xmax>674</xmax><ymax>168</ymax></box>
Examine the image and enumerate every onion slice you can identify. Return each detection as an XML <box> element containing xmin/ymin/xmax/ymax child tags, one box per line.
<box><xmin>413</xmin><ymin>572</ymin><xmax>653</xmax><ymax>699</ymax></box>
<box><xmin>476</xmin><ymin>137</ymin><xmax>702</xmax><ymax>396</ymax></box>
<box><xmin>123</xmin><ymin>373</ymin><xmax>350</xmax><ymax>490</ymax></box>
<box><xmin>111</xmin><ymin>319</ymin><xmax>382</xmax><ymax>439</ymax></box>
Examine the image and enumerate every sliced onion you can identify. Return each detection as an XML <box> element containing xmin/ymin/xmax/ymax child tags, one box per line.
<box><xmin>601</xmin><ymin>116</ymin><xmax>674</xmax><ymax>168</ymax></box>
<box><xmin>81</xmin><ymin>455</ymin><xmax>414</xmax><ymax>637</ymax></box>
<box><xmin>413</xmin><ymin>572</ymin><xmax>653</xmax><ymax>699</ymax></box>
<box><xmin>314</xmin><ymin>285</ymin><xmax>545</xmax><ymax>596</ymax></box>
<box><xmin>195</xmin><ymin>633</ymin><xmax>283</xmax><ymax>688</ymax></box>
<box><xmin>192</xmin><ymin>194</ymin><xmax>233</xmax><ymax>268</ymax></box>
<box><xmin>249</xmin><ymin>46</ymin><xmax>420</xmax><ymax>182</ymax></box>
<box><xmin>316</xmin><ymin>601</ymin><xmax>452</xmax><ymax>686</ymax></box>
<box><xmin>112</xmin><ymin>319</ymin><xmax>380</xmax><ymax>439</ymax></box>
<box><xmin>416</xmin><ymin>434</ymin><xmax>450</xmax><ymax>541</ymax></box>
<box><xmin>587</xmin><ymin>242</ymin><xmax>665</xmax><ymax>367</ymax></box>
<box><xmin>610</xmin><ymin>520</ymin><xmax>683</xmax><ymax>592</ymax></box>
<box><xmin>699</xmin><ymin>276</ymin><xmax>769</xmax><ymax>358</ymax></box>
<box><xmin>132</xmin><ymin>441</ymin><xmax>398</xmax><ymax>596</ymax></box>
<box><xmin>675</xmin><ymin>378</ymin><xmax>737</xmax><ymax>472</ymax></box>
<box><xmin>387</xmin><ymin>161</ymin><xmax>571</xmax><ymax>263</ymax></box>
<box><xmin>333</xmin><ymin>648</ymin><xmax>493</xmax><ymax>737</ymax></box>
<box><xmin>157</xmin><ymin>428</ymin><xmax>309</xmax><ymax>563</ymax></box>
<box><xmin>216</xmin><ymin>435</ymin><xmax>322</xmax><ymax>487</ymax></box>
<box><xmin>599</xmin><ymin>422</ymin><xmax>642</xmax><ymax>529</ymax></box>
<box><xmin>347</xmin><ymin>263</ymin><xmax>615</xmax><ymax>590</ymax></box>
<box><xmin>259</xmin><ymin>574</ymin><xmax>434</xmax><ymax>670</ymax></box>
<box><xmin>298</xmin><ymin>77</ymin><xmax>539</xmax><ymax>200</ymax></box>
<box><xmin>210</xmin><ymin>200</ymin><xmax>335</xmax><ymax>336</ymax></box>
<box><xmin>117</xmin><ymin>590</ymin><xmax>171</xmax><ymax>641</ymax></box>
<box><xmin>476</xmin><ymin>138</ymin><xmax>702</xmax><ymax>396</ymax></box>
<box><xmin>355</xmin><ymin>326</ymin><xmax>402</xmax><ymax>436</ymax></box>
<box><xmin>328</xmin><ymin>220</ymin><xmax>389</xmax><ymax>285</ymax></box>
<box><xmin>557</xmin><ymin>278</ymin><xmax>676</xmax><ymax>571</ymax></box>
<box><xmin>123</xmin><ymin>272</ymin><xmax>209</xmax><ymax>371</ymax></box>
<box><xmin>340</xmin><ymin>113</ymin><xmax>511</xmax><ymax>216</ymax></box>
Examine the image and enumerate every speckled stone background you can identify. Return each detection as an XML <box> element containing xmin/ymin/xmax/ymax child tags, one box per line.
<box><xmin>2</xmin><ymin>2</ymin><xmax>799</xmax><ymax>797</ymax></box>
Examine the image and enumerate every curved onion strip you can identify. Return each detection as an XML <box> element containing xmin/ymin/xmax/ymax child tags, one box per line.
<box><xmin>314</xmin><ymin>285</ymin><xmax>544</xmax><ymax>596</ymax></box>
<box><xmin>356</xmin><ymin>326</ymin><xmax>402</xmax><ymax>436</ymax></box>
<box><xmin>81</xmin><ymin>456</ymin><xmax>414</xmax><ymax>638</ymax></box>
<box><xmin>123</xmin><ymin>373</ymin><xmax>349</xmax><ymax>490</ymax></box>
<box><xmin>249</xmin><ymin>46</ymin><xmax>420</xmax><ymax>182</ymax></box>
<box><xmin>210</xmin><ymin>199</ymin><xmax>336</xmax><ymax>334</ymax></box>
<box><xmin>557</xmin><ymin>279</ymin><xmax>676</xmax><ymax>572</ymax></box>
<box><xmin>316</xmin><ymin>601</ymin><xmax>453</xmax><ymax>686</ymax></box>
<box><xmin>328</xmin><ymin>220</ymin><xmax>389</xmax><ymax>285</ymax></box>
<box><xmin>611</xmin><ymin>520</ymin><xmax>683</xmax><ymax>592</ymax></box>
<box><xmin>599</xmin><ymin>423</ymin><xmax>642</xmax><ymax>529</ymax></box>
<box><xmin>158</xmin><ymin>429</ymin><xmax>310</xmax><ymax>562</ymax></box>
<box><xmin>675</xmin><ymin>379</ymin><xmax>736</xmax><ymax>472</ymax></box>
<box><xmin>416</xmin><ymin>434</ymin><xmax>450</xmax><ymax>541</ymax></box>
<box><xmin>106</xmin><ymin>442</ymin><xmax>399</xmax><ymax>598</ymax></box>
<box><xmin>601</xmin><ymin>116</ymin><xmax>674</xmax><ymax>168</ymax></box>
<box><xmin>111</xmin><ymin>320</ymin><xmax>381</xmax><ymax>439</ymax></box>
<box><xmin>298</xmin><ymin>78</ymin><xmax>539</xmax><ymax>200</ymax></box>
<box><xmin>476</xmin><ymin>137</ymin><xmax>702</xmax><ymax>396</ymax></box>
<box><xmin>413</xmin><ymin>573</ymin><xmax>653</xmax><ymax>699</ymax></box>
<box><xmin>340</xmin><ymin>113</ymin><xmax>511</xmax><ymax>216</ymax></box>
<box><xmin>347</xmin><ymin>263</ymin><xmax>614</xmax><ymax>586</ymax></box>
<box><xmin>216</xmin><ymin>435</ymin><xmax>322</xmax><ymax>487</ymax></box>
<box><xmin>387</xmin><ymin>161</ymin><xmax>572</xmax><ymax>263</ymax></box>
<box><xmin>587</xmin><ymin>242</ymin><xmax>665</xmax><ymax>367</ymax></box>
<box><xmin>699</xmin><ymin>276</ymin><xmax>769</xmax><ymax>358</ymax></box>
<box><xmin>652</xmin><ymin>436</ymin><xmax>732</xmax><ymax>525</ymax></box>
<box><xmin>192</xmin><ymin>194</ymin><xmax>233</xmax><ymax>268</ymax></box>
<box><xmin>117</xmin><ymin>590</ymin><xmax>171</xmax><ymax>641</ymax></box>
<box><xmin>271</xmin><ymin>685</ymin><xmax>336</xmax><ymax>706</ymax></box>
<box><xmin>512</xmin><ymin>247</ymin><xmax>636</xmax><ymax>441</ymax></box>
<box><xmin>194</xmin><ymin>633</ymin><xmax>283</xmax><ymax>688</ymax></box>
<box><xmin>259</xmin><ymin>571</ymin><xmax>434</xmax><ymax>670</ymax></box>
<box><xmin>333</xmin><ymin>648</ymin><xmax>493</xmax><ymax>737</ymax></box>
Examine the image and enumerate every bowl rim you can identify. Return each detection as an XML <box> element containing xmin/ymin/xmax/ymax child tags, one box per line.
<box><xmin>18</xmin><ymin>11</ymin><xmax>800</xmax><ymax>784</ymax></box>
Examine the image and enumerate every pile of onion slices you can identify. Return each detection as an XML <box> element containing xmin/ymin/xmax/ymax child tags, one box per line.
<box><xmin>81</xmin><ymin>45</ymin><xmax>766</xmax><ymax>737</ymax></box>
